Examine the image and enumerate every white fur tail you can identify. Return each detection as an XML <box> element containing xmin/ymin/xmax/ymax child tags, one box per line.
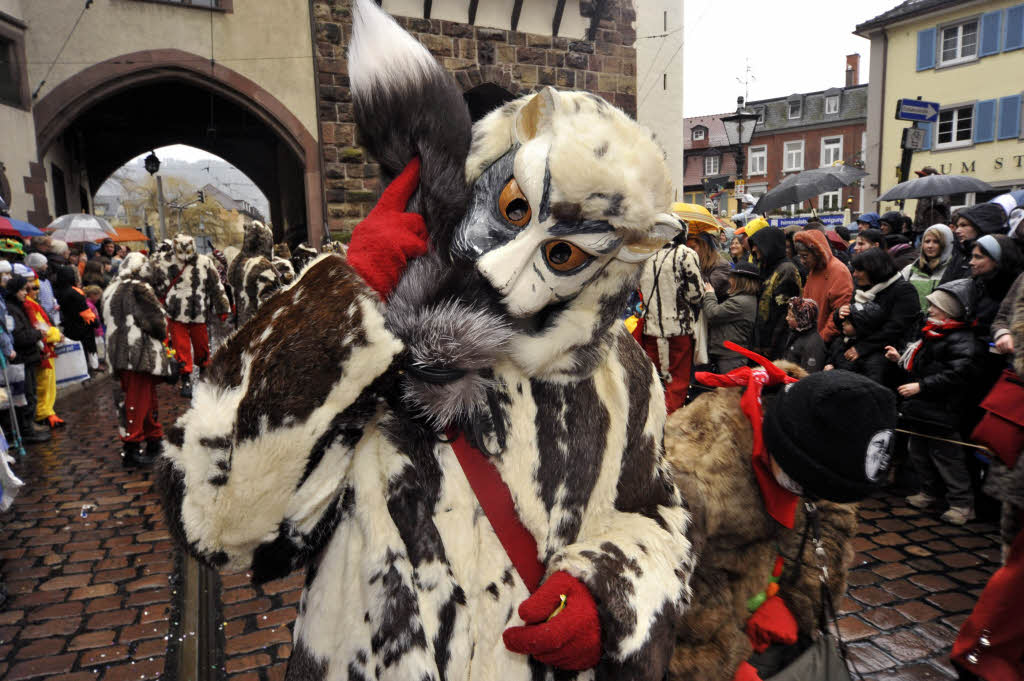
<box><xmin>349</xmin><ymin>0</ymin><xmax>439</xmax><ymax>96</ymax></box>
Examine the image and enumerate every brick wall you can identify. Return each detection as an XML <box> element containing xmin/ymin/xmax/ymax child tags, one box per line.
<box><xmin>312</xmin><ymin>0</ymin><xmax>638</xmax><ymax>239</ymax></box>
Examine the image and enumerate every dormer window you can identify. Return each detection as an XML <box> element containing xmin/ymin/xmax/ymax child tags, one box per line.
<box><xmin>692</xmin><ymin>126</ymin><xmax>706</xmax><ymax>141</ymax></box>
<box><xmin>825</xmin><ymin>95</ymin><xmax>839</xmax><ymax>115</ymax></box>
<box><xmin>788</xmin><ymin>100</ymin><xmax>802</xmax><ymax>119</ymax></box>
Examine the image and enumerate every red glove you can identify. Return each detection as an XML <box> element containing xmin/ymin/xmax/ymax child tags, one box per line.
<box><xmin>503</xmin><ymin>571</ymin><xmax>601</xmax><ymax>670</ymax></box>
<box><xmin>346</xmin><ymin>157</ymin><xmax>428</xmax><ymax>300</ymax></box>
<box><xmin>732</xmin><ymin>661</ymin><xmax>764</xmax><ymax>681</ymax></box>
<box><xmin>745</xmin><ymin>595</ymin><xmax>798</xmax><ymax>653</ymax></box>
<box><xmin>219</xmin><ymin>313</ymin><xmax>229</xmax><ymax>322</ymax></box>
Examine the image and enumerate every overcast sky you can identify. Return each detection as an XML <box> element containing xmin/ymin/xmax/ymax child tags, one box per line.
<box><xmin>682</xmin><ymin>0</ymin><xmax>899</xmax><ymax>117</ymax></box>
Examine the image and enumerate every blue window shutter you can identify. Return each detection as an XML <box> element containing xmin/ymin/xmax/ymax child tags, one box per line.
<box><xmin>1007</xmin><ymin>5</ymin><xmax>1024</xmax><ymax>51</ymax></box>
<box><xmin>919</xmin><ymin>121</ymin><xmax>933</xmax><ymax>151</ymax></box>
<box><xmin>999</xmin><ymin>95</ymin><xmax>1022</xmax><ymax>139</ymax></box>
<box><xmin>917</xmin><ymin>28</ymin><xmax>936</xmax><ymax>70</ymax></box>
<box><xmin>981</xmin><ymin>11</ymin><xmax>1003</xmax><ymax>55</ymax></box>
<box><xmin>975</xmin><ymin>100</ymin><xmax>997</xmax><ymax>143</ymax></box>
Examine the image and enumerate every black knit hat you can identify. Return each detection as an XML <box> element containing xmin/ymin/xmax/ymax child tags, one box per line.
<box><xmin>763</xmin><ymin>370</ymin><xmax>898</xmax><ymax>502</ymax></box>
<box><xmin>732</xmin><ymin>261</ymin><xmax>761</xmax><ymax>279</ymax></box>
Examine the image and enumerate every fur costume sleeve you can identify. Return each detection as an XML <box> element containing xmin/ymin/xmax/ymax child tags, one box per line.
<box><xmin>157</xmin><ymin>255</ymin><xmax>404</xmax><ymax>579</ymax></box>
<box><xmin>133</xmin><ymin>283</ymin><xmax>168</xmax><ymax>340</ymax></box>
<box><xmin>542</xmin><ymin>332</ymin><xmax>696</xmax><ymax>680</ymax></box>
<box><xmin>202</xmin><ymin>256</ymin><xmax>231</xmax><ymax>317</ymax></box>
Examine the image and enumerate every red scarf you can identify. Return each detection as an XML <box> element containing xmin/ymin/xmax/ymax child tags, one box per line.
<box><xmin>695</xmin><ymin>341</ymin><xmax>800</xmax><ymax>528</ymax></box>
<box><xmin>24</xmin><ymin>297</ymin><xmax>57</xmax><ymax>368</ymax></box>
<box><xmin>907</xmin><ymin>319</ymin><xmax>973</xmax><ymax>372</ymax></box>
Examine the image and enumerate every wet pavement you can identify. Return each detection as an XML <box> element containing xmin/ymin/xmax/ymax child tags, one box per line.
<box><xmin>0</xmin><ymin>379</ymin><xmax>1005</xmax><ymax>680</ymax></box>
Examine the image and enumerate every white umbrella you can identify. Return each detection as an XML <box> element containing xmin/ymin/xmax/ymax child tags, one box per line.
<box><xmin>46</xmin><ymin>213</ymin><xmax>117</xmax><ymax>242</ymax></box>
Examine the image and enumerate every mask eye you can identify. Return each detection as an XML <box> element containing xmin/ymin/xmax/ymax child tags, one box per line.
<box><xmin>544</xmin><ymin>240</ymin><xmax>592</xmax><ymax>273</ymax></box>
<box><xmin>499</xmin><ymin>178</ymin><xmax>532</xmax><ymax>227</ymax></box>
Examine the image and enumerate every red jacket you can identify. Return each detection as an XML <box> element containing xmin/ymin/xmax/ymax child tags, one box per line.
<box><xmin>793</xmin><ymin>231</ymin><xmax>853</xmax><ymax>343</ymax></box>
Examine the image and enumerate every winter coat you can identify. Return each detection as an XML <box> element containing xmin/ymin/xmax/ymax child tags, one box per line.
<box><xmin>0</xmin><ymin>296</ymin><xmax>15</xmax><ymax>359</ymax></box>
<box><xmin>793</xmin><ymin>231</ymin><xmax>853</xmax><ymax>343</ymax></box>
<box><xmin>227</xmin><ymin>222</ymin><xmax>282</xmax><ymax>327</ymax></box>
<box><xmin>101</xmin><ymin>274</ymin><xmax>172</xmax><ymax>377</ymax></box>
<box><xmin>782</xmin><ymin>327</ymin><xmax>826</xmax><ymax>373</ymax></box>
<box><xmin>664</xmin><ymin>380</ymin><xmax>857</xmax><ymax>681</ymax></box>
<box><xmin>165</xmin><ymin>254</ymin><xmax>231</xmax><ymax>324</ymax></box>
<box><xmin>158</xmin><ymin>255</ymin><xmax>695</xmax><ymax>681</ymax></box>
<box><xmin>54</xmin><ymin>267</ymin><xmax>96</xmax><ymax>343</ymax></box>
<box><xmin>825</xmin><ymin>335</ymin><xmax>857</xmax><ymax>372</ymax></box>
<box><xmin>5</xmin><ymin>295</ymin><xmax>42</xmax><ymax>366</ymax></box>
<box><xmin>992</xmin><ymin>272</ymin><xmax>1024</xmax><ymax>345</ymax></box>
<box><xmin>749</xmin><ymin>228</ymin><xmax>802</xmax><ymax>359</ymax></box>
<box><xmin>852</xmin><ymin>277</ymin><xmax>921</xmax><ymax>359</ymax></box>
<box><xmin>901</xmin><ymin>224</ymin><xmax>955</xmax><ymax>311</ymax></box>
<box><xmin>975</xmin><ymin>266</ymin><xmax>1022</xmax><ymax>344</ymax></box>
<box><xmin>897</xmin><ymin>326</ymin><xmax>983</xmax><ymax>432</ymax></box>
<box><xmin>701</xmin><ymin>291</ymin><xmax>756</xmax><ymax>367</ymax></box>
<box><xmin>639</xmin><ymin>243</ymin><xmax>704</xmax><ymax>338</ymax></box>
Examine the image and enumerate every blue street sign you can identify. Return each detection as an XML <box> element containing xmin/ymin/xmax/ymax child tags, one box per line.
<box><xmin>896</xmin><ymin>99</ymin><xmax>940</xmax><ymax>122</ymax></box>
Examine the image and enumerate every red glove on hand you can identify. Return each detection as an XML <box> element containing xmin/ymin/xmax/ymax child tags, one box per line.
<box><xmin>346</xmin><ymin>157</ymin><xmax>428</xmax><ymax>300</ymax></box>
<box><xmin>503</xmin><ymin>571</ymin><xmax>601</xmax><ymax>671</ymax></box>
<box><xmin>745</xmin><ymin>595</ymin><xmax>798</xmax><ymax>653</ymax></box>
<box><xmin>732</xmin><ymin>661</ymin><xmax>764</xmax><ymax>681</ymax></box>
<box><xmin>219</xmin><ymin>313</ymin><xmax>230</xmax><ymax>322</ymax></box>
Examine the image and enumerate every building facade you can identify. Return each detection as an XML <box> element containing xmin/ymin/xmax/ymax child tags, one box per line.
<box><xmin>682</xmin><ymin>112</ymin><xmax>740</xmax><ymax>214</ymax></box>
<box><xmin>857</xmin><ymin>0</ymin><xmax>1024</xmax><ymax>213</ymax></box>
<box><xmin>746</xmin><ymin>58</ymin><xmax>868</xmax><ymax>214</ymax></box>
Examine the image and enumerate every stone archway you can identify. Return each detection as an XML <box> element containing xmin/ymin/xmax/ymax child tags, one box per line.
<box><xmin>32</xmin><ymin>49</ymin><xmax>323</xmax><ymax>246</ymax></box>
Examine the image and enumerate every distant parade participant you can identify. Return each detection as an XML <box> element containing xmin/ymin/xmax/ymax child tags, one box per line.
<box><xmin>164</xmin><ymin>234</ymin><xmax>230</xmax><ymax>398</ymax></box>
<box><xmin>102</xmin><ymin>253</ymin><xmax>174</xmax><ymax>467</ymax></box>
<box><xmin>227</xmin><ymin>222</ymin><xmax>281</xmax><ymax>328</ymax></box>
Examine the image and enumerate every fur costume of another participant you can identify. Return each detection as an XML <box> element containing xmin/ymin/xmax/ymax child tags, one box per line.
<box><xmin>165</xmin><ymin>234</ymin><xmax>231</xmax><ymax>324</ymax></box>
<box><xmin>227</xmin><ymin>222</ymin><xmax>282</xmax><ymax>327</ymax></box>
<box><xmin>102</xmin><ymin>253</ymin><xmax>173</xmax><ymax>378</ymax></box>
<box><xmin>665</xmin><ymin>363</ymin><xmax>896</xmax><ymax>681</ymax></box>
<box><xmin>157</xmin><ymin>2</ymin><xmax>695</xmax><ymax>680</ymax></box>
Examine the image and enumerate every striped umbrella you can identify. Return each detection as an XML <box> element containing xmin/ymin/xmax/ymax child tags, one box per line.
<box><xmin>0</xmin><ymin>216</ymin><xmax>44</xmax><ymax>237</ymax></box>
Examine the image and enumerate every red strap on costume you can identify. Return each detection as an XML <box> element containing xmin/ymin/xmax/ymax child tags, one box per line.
<box><xmin>695</xmin><ymin>341</ymin><xmax>799</xmax><ymax>528</ymax></box>
<box><xmin>447</xmin><ymin>430</ymin><xmax>545</xmax><ymax>593</ymax></box>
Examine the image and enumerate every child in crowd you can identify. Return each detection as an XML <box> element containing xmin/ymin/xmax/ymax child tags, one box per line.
<box><xmin>781</xmin><ymin>297</ymin><xmax>825</xmax><ymax>372</ymax></box>
<box><xmin>824</xmin><ymin>302</ymin><xmax>886</xmax><ymax>372</ymax></box>
<box><xmin>884</xmin><ymin>279</ymin><xmax>983</xmax><ymax>525</ymax></box>
<box><xmin>700</xmin><ymin>261</ymin><xmax>760</xmax><ymax>372</ymax></box>
<box><xmin>83</xmin><ymin>285</ymin><xmax>106</xmax><ymax>369</ymax></box>
<box><xmin>19</xmin><ymin>267</ymin><xmax>64</xmax><ymax>428</ymax></box>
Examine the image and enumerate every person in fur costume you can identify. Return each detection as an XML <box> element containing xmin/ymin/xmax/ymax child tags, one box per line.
<box><xmin>102</xmin><ymin>253</ymin><xmax>175</xmax><ymax>467</ymax></box>
<box><xmin>227</xmin><ymin>222</ymin><xmax>282</xmax><ymax>328</ymax></box>
<box><xmin>665</xmin><ymin>350</ymin><xmax>897</xmax><ymax>681</ymax></box>
<box><xmin>157</xmin><ymin>2</ymin><xmax>695</xmax><ymax>680</ymax></box>
<box><xmin>164</xmin><ymin>234</ymin><xmax>230</xmax><ymax>398</ymax></box>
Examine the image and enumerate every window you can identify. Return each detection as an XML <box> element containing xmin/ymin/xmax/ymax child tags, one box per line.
<box><xmin>936</xmin><ymin>105</ymin><xmax>974</xmax><ymax>148</ymax></box>
<box><xmin>663</xmin><ymin>73</ymin><xmax>667</xmax><ymax>90</ymax></box>
<box><xmin>821</xmin><ymin>136</ymin><xmax>843</xmax><ymax>166</ymax></box>
<box><xmin>788</xmin><ymin>100</ymin><xmax>802</xmax><ymax>119</ymax></box>
<box><xmin>51</xmin><ymin>165</ymin><xmax>68</xmax><ymax>217</ymax></box>
<box><xmin>704</xmin><ymin>155</ymin><xmax>720</xmax><ymax>176</ymax></box>
<box><xmin>748</xmin><ymin>146</ymin><xmax>767</xmax><ymax>176</ymax></box>
<box><xmin>757</xmin><ymin>108</ymin><xmax>765</xmax><ymax>125</ymax></box>
<box><xmin>783</xmin><ymin>140</ymin><xmax>804</xmax><ymax>171</ymax></box>
<box><xmin>939</xmin><ymin>19</ymin><xmax>979</xmax><ymax>66</ymax></box>
<box><xmin>0</xmin><ymin>28</ymin><xmax>27</xmax><ymax>110</ymax></box>
<box><xmin>825</xmin><ymin>95</ymin><xmax>840</xmax><ymax>115</ymax></box>
<box><xmin>819</xmin><ymin>191</ymin><xmax>841</xmax><ymax>211</ymax></box>
<box><xmin>692</xmin><ymin>127</ymin><xmax>706</xmax><ymax>141</ymax></box>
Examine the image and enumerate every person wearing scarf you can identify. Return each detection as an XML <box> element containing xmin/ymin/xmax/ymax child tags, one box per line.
<box><xmin>22</xmin><ymin>269</ymin><xmax>65</xmax><ymax>428</ymax></box>
<box><xmin>781</xmin><ymin>297</ymin><xmax>825</xmax><ymax>373</ymax></box>
<box><xmin>884</xmin><ymin>278</ymin><xmax>983</xmax><ymax>525</ymax></box>
<box><xmin>3</xmin><ymin>274</ymin><xmax>49</xmax><ymax>443</ymax></box>
<box><xmin>837</xmin><ymin>248</ymin><xmax>920</xmax><ymax>385</ymax></box>
<box><xmin>902</xmin><ymin>223</ymin><xmax>955</xmax><ymax>311</ymax></box>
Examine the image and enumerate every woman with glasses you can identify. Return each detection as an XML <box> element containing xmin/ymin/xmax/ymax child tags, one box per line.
<box><xmin>2</xmin><ymin>274</ymin><xmax>49</xmax><ymax>443</ymax></box>
<box><xmin>21</xmin><ymin>271</ymin><xmax>65</xmax><ymax>429</ymax></box>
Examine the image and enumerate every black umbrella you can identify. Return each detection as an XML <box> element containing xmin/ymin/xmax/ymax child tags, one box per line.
<box><xmin>753</xmin><ymin>166</ymin><xmax>868</xmax><ymax>214</ymax></box>
<box><xmin>877</xmin><ymin>174</ymin><xmax>993</xmax><ymax>201</ymax></box>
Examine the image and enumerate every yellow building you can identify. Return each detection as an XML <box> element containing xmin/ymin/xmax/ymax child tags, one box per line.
<box><xmin>857</xmin><ymin>0</ymin><xmax>1024</xmax><ymax>214</ymax></box>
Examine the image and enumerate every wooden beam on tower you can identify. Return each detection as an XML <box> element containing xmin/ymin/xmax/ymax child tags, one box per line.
<box><xmin>424</xmin><ymin>0</ymin><xmax>432</xmax><ymax>19</ymax></box>
<box><xmin>552</xmin><ymin>0</ymin><xmax>567</xmax><ymax>36</ymax></box>
<box><xmin>468</xmin><ymin>0</ymin><xmax>479</xmax><ymax>25</ymax></box>
<box><xmin>510</xmin><ymin>0</ymin><xmax>523</xmax><ymax>31</ymax></box>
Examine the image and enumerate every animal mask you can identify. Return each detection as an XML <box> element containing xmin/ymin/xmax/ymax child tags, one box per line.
<box><xmin>454</xmin><ymin>87</ymin><xmax>679</xmax><ymax>318</ymax></box>
<box><xmin>172</xmin><ymin>234</ymin><xmax>197</xmax><ymax>263</ymax></box>
<box><xmin>241</xmin><ymin>222</ymin><xmax>274</xmax><ymax>259</ymax></box>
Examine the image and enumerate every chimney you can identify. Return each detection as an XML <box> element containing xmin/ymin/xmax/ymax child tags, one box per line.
<box><xmin>846</xmin><ymin>54</ymin><xmax>861</xmax><ymax>87</ymax></box>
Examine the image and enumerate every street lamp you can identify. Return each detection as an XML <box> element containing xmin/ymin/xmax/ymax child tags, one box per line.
<box><xmin>144</xmin><ymin>151</ymin><xmax>168</xmax><ymax>240</ymax></box>
<box><xmin>720</xmin><ymin>96</ymin><xmax>760</xmax><ymax>186</ymax></box>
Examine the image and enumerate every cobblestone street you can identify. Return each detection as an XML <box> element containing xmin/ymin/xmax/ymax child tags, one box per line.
<box><xmin>0</xmin><ymin>380</ymin><xmax>1005</xmax><ymax>681</ymax></box>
